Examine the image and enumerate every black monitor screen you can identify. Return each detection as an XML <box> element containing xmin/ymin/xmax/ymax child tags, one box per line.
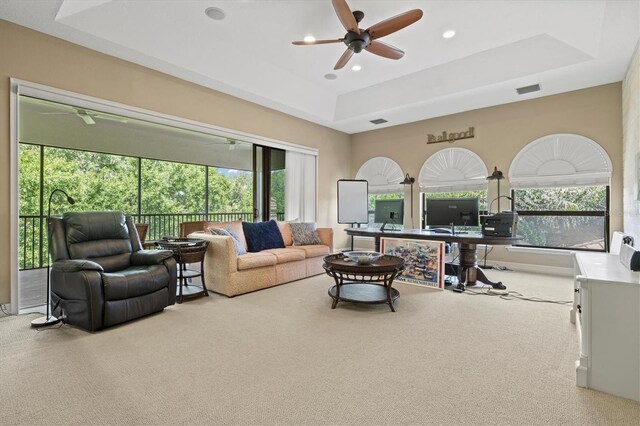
<box><xmin>374</xmin><ymin>199</ymin><xmax>404</xmax><ymax>224</ymax></box>
<box><xmin>426</xmin><ymin>198</ymin><xmax>479</xmax><ymax>227</ymax></box>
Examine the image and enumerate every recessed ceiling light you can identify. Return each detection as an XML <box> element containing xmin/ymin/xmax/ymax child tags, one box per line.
<box><xmin>324</xmin><ymin>73</ymin><xmax>338</xmax><ymax>80</ymax></box>
<box><xmin>442</xmin><ymin>29</ymin><xmax>456</xmax><ymax>39</ymax></box>
<box><xmin>303</xmin><ymin>35</ymin><xmax>316</xmax><ymax>43</ymax></box>
<box><xmin>351</xmin><ymin>65</ymin><xmax>362</xmax><ymax>71</ymax></box>
<box><xmin>205</xmin><ymin>7</ymin><xmax>225</xmax><ymax>20</ymax></box>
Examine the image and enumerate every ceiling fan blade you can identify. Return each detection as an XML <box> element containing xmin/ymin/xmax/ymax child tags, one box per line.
<box><xmin>292</xmin><ymin>39</ymin><xmax>344</xmax><ymax>45</ymax></box>
<box><xmin>334</xmin><ymin>49</ymin><xmax>354</xmax><ymax>70</ymax></box>
<box><xmin>93</xmin><ymin>114</ymin><xmax>128</xmax><ymax>123</ymax></box>
<box><xmin>365</xmin><ymin>40</ymin><xmax>404</xmax><ymax>60</ymax></box>
<box><xmin>367</xmin><ymin>9</ymin><xmax>423</xmax><ymax>40</ymax></box>
<box><xmin>77</xmin><ymin>114</ymin><xmax>95</xmax><ymax>125</ymax></box>
<box><xmin>332</xmin><ymin>0</ymin><xmax>359</xmax><ymax>34</ymax></box>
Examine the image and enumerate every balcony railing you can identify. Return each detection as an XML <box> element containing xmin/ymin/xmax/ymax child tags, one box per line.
<box><xmin>18</xmin><ymin>212</ymin><xmax>284</xmax><ymax>270</ymax></box>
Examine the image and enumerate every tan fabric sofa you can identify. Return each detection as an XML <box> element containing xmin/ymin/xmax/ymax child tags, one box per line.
<box><xmin>180</xmin><ymin>220</ymin><xmax>333</xmax><ymax>297</ymax></box>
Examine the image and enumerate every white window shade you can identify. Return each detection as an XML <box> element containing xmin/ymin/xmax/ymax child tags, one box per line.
<box><xmin>509</xmin><ymin>134</ymin><xmax>612</xmax><ymax>189</ymax></box>
<box><xmin>419</xmin><ymin>148</ymin><xmax>488</xmax><ymax>192</ymax></box>
<box><xmin>355</xmin><ymin>157</ymin><xmax>404</xmax><ymax>194</ymax></box>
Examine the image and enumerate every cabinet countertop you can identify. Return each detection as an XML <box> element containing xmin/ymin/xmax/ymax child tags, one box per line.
<box><xmin>574</xmin><ymin>252</ymin><xmax>640</xmax><ymax>285</ymax></box>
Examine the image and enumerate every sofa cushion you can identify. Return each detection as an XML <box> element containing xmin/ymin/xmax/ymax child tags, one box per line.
<box><xmin>242</xmin><ymin>220</ymin><xmax>285</xmax><ymax>252</ymax></box>
<box><xmin>293</xmin><ymin>245</ymin><xmax>330</xmax><ymax>258</ymax></box>
<box><xmin>289</xmin><ymin>222</ymin><xmax>322</xmax><ymax>245</ymax></box>
<box><xmin>205</xmin><ymin>220</ymin><xmax>248</xmax><ymax>251</ymax></box>
<box><xmin>102</xmin><ymin>265</ymin><xmax>169</xmax><ymax>301</ymax></box>
<box><xmin>262</xmin><ymin>248</ymin><xmax>306</xmax><ymax>264</ymax></box>
<box><xmin>207</xmin><ymin>227</ymin><xmax>247</xmax><ymax>255</ymax></box>
<box><xmin>277</xmin><ymin>221</ymin><xmax>293</xmax><ymax>246</ymax></box>
<box><xmin>237</xmin><ymin>252</ymin><xmax>277</xmax><ymax>270</ymax></box>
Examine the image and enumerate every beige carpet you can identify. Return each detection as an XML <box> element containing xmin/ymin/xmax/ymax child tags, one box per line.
<box><xmin>1</xmin><ymin>271</ymin><xmax>639</xmax><ymax>425</ymax></box>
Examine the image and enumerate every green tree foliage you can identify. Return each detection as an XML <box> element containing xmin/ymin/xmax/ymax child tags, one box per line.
<box><xmin>18</xmin><ymin>144</ymin><xmax>41</xmax><ymax>215</ymax></box>
<box><xmin>270</xmin><ymin>169</ymin><xmax>285</xmax><ymax>215</ymax></box>
<box><xmin>368</xmin><ymin>192</ymin><xmax>402</xmax><ymax>211</ymax></box>
<box><xmin>18</xmin><ymin>144</ymin><xmax>260</xmax><ymax>268</ymax></box>
<box><xmin>230</xmin><ymin>171</ymin><xmax>254</xmax><ymax>212</ymax></box>
<box><xmin>425</xmin><ymin>190</ymin><xmax>488</xmax><ymax>211</ymax></box>
<box><xmin>141</xmin><ymin>159</ymin><xmax>205</xmax><ymax>214</ymax></box>
<box><xmin>43</xmin><ymin>147</ymin><xmax>138</xmax><ymax>214</ymax></box>
<box><xmin>514</xmin><ymin>187</ymin><xmax>605</xmax><ymax>211</ymax></box>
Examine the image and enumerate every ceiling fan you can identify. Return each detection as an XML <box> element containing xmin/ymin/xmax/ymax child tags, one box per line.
<box><xmin>292</xmin><ymin>0</ymin><xmax>423</xmax><ymax>70</ymax></box>
<box><xmin>40</xmin><ymin>107</ymin><xmax>128</xmax><ymax>125</ymax></box>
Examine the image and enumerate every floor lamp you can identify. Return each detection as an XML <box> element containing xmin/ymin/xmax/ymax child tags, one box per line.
<box><xmin>31</xmin><ymin>188</ymin><xmax>75</xmax><ymax>328</ymax></box>
<box><xmin>486</xmin><ymin>166</ymin><xmax>504</xmax><ymax>212</ymax></box>
<box><xmin>400</xmin><ymin>173</ymin><xmax>415</xmax><ymax>229</ymax></box>
<box><xmin>484</xmin><ymin>167</ymin><xmax>505</xmax><ymax>270</ymax></box>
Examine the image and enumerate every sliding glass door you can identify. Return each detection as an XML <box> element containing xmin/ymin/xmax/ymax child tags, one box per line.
<box><xmin>253</xmin><ymin>145</ymin><xmax>285</xmax><ymax>222</ymax></box>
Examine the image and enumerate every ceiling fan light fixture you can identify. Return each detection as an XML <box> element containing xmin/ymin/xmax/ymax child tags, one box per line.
<box><xmin>351</xmin><ymin>64</ymin><xmax>361</xmax><ymax>71</ymax></box>
<box><xmin>204</xmin><ymin>7</ymin><xmax>225</xmax><ymax>21</ymax></box>
<box><xmin>442</xmin><ymin>29</ymin><xmax>456</xmax><ymax>39</ymax></box>
<box><xmin>303</xmin><ymin>35</ymin><xmax>316</xmax><ymax>43</ymax></box>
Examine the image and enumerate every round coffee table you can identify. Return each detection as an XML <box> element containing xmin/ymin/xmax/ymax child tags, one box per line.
<box><xmin>323</xmin><ymin>253</ymin><xmax>405</xmax><ymax>312</ymax></box>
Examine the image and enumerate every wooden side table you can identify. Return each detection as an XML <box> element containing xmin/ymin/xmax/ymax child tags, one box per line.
<box><xmin>157</xmin><ymin>238</ymin><xmax>209</xmax><ymax>303</ymax></box>
<box><xmin>323</xmin><ymin>253</ymin><xmax>405</xmax><ymax>312</ymax></box>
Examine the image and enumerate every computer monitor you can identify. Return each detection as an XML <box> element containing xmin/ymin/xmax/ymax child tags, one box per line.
<box><xmin>425</xmin><ymin>198</ymin><xmax>480</xmax><ymax>228</ymax></box>
<box><xmin>374</xmin><ymin>199</ymin><xmax>404</xmax><ymax>227</ymax></box>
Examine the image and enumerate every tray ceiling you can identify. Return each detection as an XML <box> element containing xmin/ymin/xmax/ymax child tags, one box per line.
<box><xmin>1</xmin><ymin>0</ymin><xmax>639</xmax><ymax>133</ymax></box>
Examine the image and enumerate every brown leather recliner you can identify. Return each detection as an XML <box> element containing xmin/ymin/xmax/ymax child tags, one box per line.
<box><xmin>49</xmin><ymin>211</ymin><xmax>177</xmax><ymax>331</ymax></box>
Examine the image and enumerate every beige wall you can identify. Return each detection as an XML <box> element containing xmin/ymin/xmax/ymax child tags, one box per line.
<box><xmin>623</xmin><ymin>40</ymin><xmax>640</xmax><ymax>243</ymax></box>
<box><xmin>0</xmin><ymin>20</ymin><xmax>352</xmax><ymax>304</ymax></box>
<box><xmin>351</xmin><ymin>84</ymin><xmax>623</xmax><ymax>267</ymax></box>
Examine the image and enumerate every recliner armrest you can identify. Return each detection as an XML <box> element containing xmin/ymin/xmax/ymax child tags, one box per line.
<box><xmin>131</xmin><ymin>249</ymin><xmax>174</xmax><ymax>266</ymax></box>
<box><xmin>51</xmin><ymin>259</ymin><xmax>104</xmax><ymax>272</ymax></box>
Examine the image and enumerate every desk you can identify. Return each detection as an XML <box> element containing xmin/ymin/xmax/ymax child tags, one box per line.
<box><xmin>345</xmin><ymin>228</ymin><xmax>521</xmax><ymax>289</ymax></box>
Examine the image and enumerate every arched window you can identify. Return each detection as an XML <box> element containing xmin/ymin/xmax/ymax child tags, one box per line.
<box><xmin>419</xmin><ymin>148</ymin><xmax>488</xmax><ymax>192</ymax></box>
<box><xmin>419</xmin><ymin>148</ymin><xmax>488</xmax><ymax>228</ymax></box>
<box><xmin>509</xmin><ymin>133</ymin><xmax>612</xmax><ymax>251</ymax></box>
<box><xmin>356</xmin><ymin>157</ymin><xmax>404</xmax><ymax>227</ymax></box>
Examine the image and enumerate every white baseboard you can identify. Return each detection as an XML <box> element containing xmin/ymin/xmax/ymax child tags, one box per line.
<box><xmin>482</xmin><ymin>261</ymin><xmax>573</xmax><ymax>277</ymax></box>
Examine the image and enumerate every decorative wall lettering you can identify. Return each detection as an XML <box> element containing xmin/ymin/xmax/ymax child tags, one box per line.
<box><xmin>427</xmin><ymin>126</ymin><xmax>475</xmax><ymax>144</ymax></box>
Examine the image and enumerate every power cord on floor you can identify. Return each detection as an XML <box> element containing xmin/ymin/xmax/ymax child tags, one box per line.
<box><xmin>35</xmin><ymin>308</ymin><xmax>67</xmax><ymax>332</ymax></box>
<box><xmin>462</xmin><ymin>286</ymin><xmax>572</xmax><ymax>304</ymax></box>
<box><xmin>35</xmin><ymin>321</ymin><xmax>65</xmax><ymax>331</ymax></box>
<box><xmin>492</xmin><ymin>265</ymin><xmax>511</xmax><ymax>271</ymax></box>
<box><xmin>0</xmin><ymin>303</ymin><xmax>14</xmax><ymax>316</ymax></box>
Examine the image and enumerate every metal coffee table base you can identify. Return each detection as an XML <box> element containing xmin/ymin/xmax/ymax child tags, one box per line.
<box><xmin>329</xmin><ymin>283</ymin><xmax>400</xmax><ymax>311</ymax></box>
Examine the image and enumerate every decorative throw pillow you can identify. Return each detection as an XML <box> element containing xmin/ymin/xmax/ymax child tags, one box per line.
<box><xmin>276</xmin><ymin>221</ymin><xmax>293</xmax><ymax>246</ymax></box>
<box><xmin>289</xmin><ymin>222</ymin><xmax>322</xmax><ymax>246</ymax></box>
<box><xmin>242</xmin><ymin>220</ymin><xmax>285</xmax><ymax>252</ymax></box>
<box><xmin>207</xmin><ymin>227</ymin><xmax>247</xmax><ymax>255</ymax></box>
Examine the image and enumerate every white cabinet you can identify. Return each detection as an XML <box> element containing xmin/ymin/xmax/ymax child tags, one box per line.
<box><xmin>573</xmin><ymin>252</ymin><xmax>640</xmax><ymax>401</ymax></box>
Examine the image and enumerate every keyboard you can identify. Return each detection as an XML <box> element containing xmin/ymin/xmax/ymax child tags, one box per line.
<box><xmin>429</xmin><ymin>228</ymin><xmax>452</xmax><ymax>234</ymax></box>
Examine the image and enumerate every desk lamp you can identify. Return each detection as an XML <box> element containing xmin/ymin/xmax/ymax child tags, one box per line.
<box><xmin>400</xmin><ymin>173</ymin><xmax>415</xmax><ymax>228</ymax></box>
<box><xmin>486</xmin><ymin>167</ymin><xmax>504</xmax><ymax>212</ymax></box>
<box><xmin>31</xmin><ymin>188</ymin><xmax>75</xmax><ymax>328</ymax></box>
